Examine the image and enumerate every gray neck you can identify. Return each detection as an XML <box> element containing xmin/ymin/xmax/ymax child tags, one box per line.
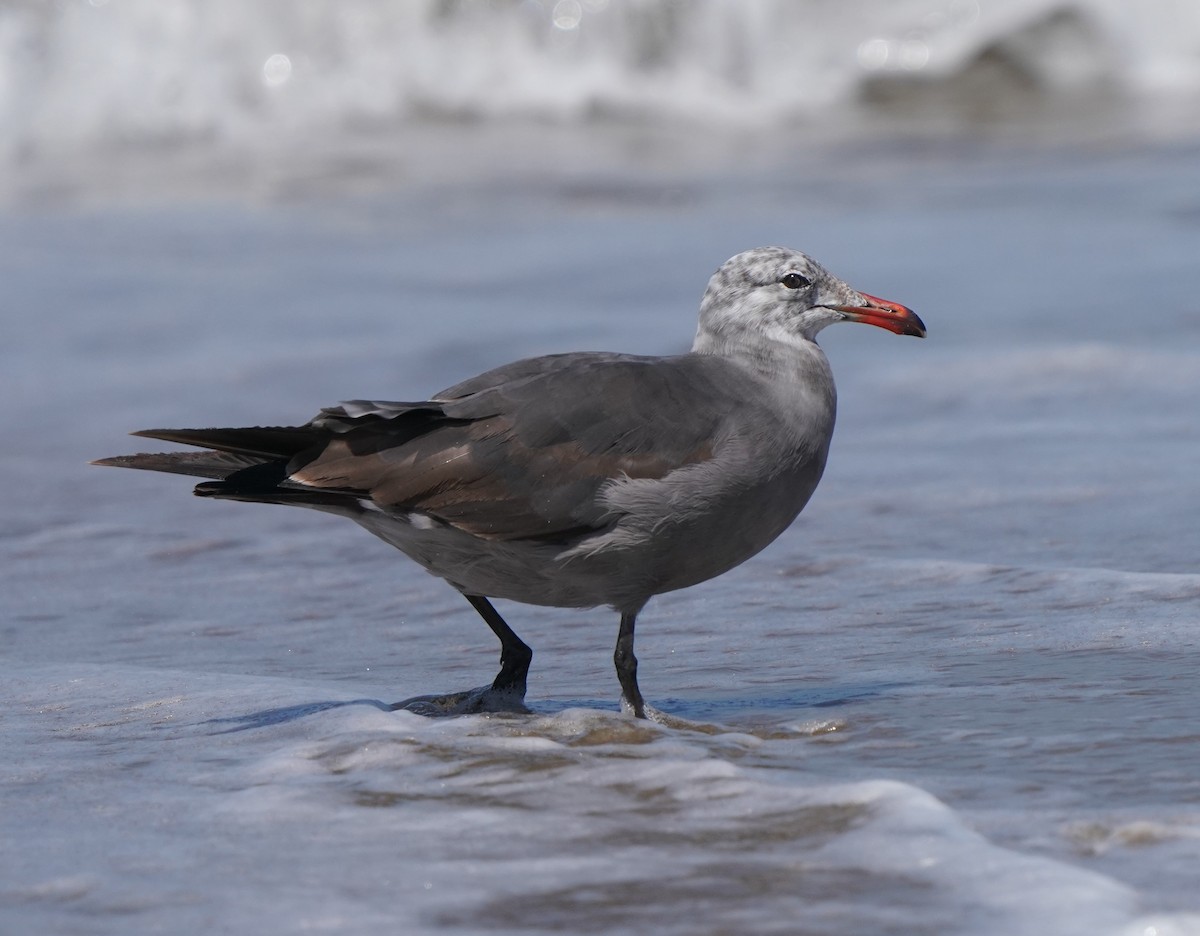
<box><xmin>692</xmin><ymin>323</ymin><xmax>838</xmax><ymax>447</ymax></box>
<box><xmin>693</xmin><ymin>321</ymin><xmax>831</xmax><ymax>385</ymax></box>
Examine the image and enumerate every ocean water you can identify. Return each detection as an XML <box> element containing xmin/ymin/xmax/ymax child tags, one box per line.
<box><xmin>4</xmin><ymin>2</ymin><xmax>1200</xmax><ymax>935</ymax></box>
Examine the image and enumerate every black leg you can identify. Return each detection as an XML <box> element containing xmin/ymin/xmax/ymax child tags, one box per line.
<box><xmin>390</xmin><ymin>593</ymin><xmax>532</xmax><ymax>716</ymax></box>
<box><xmin>614</xmin><ymin>611</ymin><xmax>646</xmax><ymax>718</ymax></box>
<box><xmin>465</xmin><ymin>594</ymin><xmax>532</xmax><ymax>697</ymax></box>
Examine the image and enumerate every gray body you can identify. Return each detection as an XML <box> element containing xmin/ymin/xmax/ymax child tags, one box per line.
<box><xmin>338</xmin><ymin>346</ymin><xmax>835</xmax><ymax>615</ymax></box>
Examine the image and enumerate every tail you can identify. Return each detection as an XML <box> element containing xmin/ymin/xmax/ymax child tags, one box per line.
<box><xmin>91</xmin><ymin>424</ymin><xmax>361</xmax><ymax>511</ymax></box>
<box><xmin>93</xmin><ymin>407</ymin><xmax>452</xmax><ymax>513</ymax></box>
<box><xmin>91</xmin><ymin>425</ymin><xmax>323</xmax><ymax>477</ymax></box>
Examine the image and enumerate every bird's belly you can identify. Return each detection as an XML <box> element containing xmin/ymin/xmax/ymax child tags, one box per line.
<box><xmin>352</xmin><ymin>508</ymin><xmax>621</xmax><ymax>609</ymax></box>
<box><xmin>559</xmin><ymin>458</ymin><xmax>825</xmax><ymax>604</ymax></box>
<box><xmin>350</xmin><ymin>456</ymin><xmax>822</xmax><ymax>612</ymax></box>
<box><xmin>623</xmin><ymin>482</ymin><xmax>811</xmax><ymax>596</ymax></box>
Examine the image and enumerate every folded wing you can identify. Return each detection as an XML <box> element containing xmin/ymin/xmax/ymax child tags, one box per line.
<box><xmin>97</xmin><ymin>353</ymin><xmax>752</xmax><ymax>544</ymax></box>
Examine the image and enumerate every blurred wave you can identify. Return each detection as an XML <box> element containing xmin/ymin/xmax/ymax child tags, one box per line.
<box><xmin>4</xmin><ymin>0</ymin><xmax>1200</xmax><ymax>199</ymax></box>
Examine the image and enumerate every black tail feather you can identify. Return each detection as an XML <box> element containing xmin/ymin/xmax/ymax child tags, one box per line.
<box><xmin>193</xmin><ymin>482</ymin><xmax>366</xmax><ymax>511</ymax></box>
<box><xmin>131</xmin><ymin>426</ymin><xmax>324</xmax><ymax>460</ymax></box>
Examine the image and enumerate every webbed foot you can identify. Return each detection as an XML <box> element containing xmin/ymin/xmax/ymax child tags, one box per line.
<box><xmin>391</xmin><ymin>685</ymin><xmax>531</xmax><ymax>717</ymax></box>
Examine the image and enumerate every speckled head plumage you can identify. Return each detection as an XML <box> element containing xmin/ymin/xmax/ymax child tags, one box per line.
<box><xmin>694</xmin><ymin>246</ymin><xmax>925</xmax><ymax>352</ymax></box>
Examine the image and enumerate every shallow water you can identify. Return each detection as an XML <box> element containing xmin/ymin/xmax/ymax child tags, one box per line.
<box><xmin>4</xmin><ymin>129</ymin><xmax>1200</xmax><ymax>934</ymax></box>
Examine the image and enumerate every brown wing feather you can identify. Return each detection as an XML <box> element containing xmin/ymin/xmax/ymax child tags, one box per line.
<box><xmin>289</xmin><ymin>355</ymin><xmax>741</xmax><ymax>542</ymax></box>
<box><xmin>291</xmin><ymin>414</ymin><xmax>712</xmax><ymax>541</ymax></box>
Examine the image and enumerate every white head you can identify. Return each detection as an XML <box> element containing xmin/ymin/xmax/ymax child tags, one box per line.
<box><xmin>693</xmin><ymin>247</ymin><xmax>925</xmax><ymax>356</ymax></box>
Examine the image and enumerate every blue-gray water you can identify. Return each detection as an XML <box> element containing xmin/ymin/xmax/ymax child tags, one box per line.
<box><xmin>4</xmin><ymin>3</ymin><xmax>1200</xmax><ymax>933</ymax></box>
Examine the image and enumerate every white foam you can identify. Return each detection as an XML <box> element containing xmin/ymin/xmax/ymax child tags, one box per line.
<box><xmin>4</xmin><ymin>662</ymin><xmax>1181</xmax><ymax>934</ymax></box>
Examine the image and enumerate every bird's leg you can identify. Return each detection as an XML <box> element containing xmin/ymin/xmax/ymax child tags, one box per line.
<box><xmin>614</xmin><ymin>611</ymin><xmax>646</xmax><ymax>718</ymax></box>
<box><xmin>391</xmin><ymin>594</ymin><xmax>531</xmax><ymax>716</ymax></box>
<box><xmin>465</xmin><ymin>594</ymin><xmax>533</xmax><ymax>697</ymax></box>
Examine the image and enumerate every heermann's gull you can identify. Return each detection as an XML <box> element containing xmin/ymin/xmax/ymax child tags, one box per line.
<box><xmin>94</xmin><ymin>247</ymin><xmax>925</xmax><ymax>719</ymax></box>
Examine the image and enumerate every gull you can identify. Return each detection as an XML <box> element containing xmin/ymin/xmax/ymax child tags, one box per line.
<box><xmin>94</xmin><ymin>247</ymin><xmax>925</xmax><ymax>719</ymax></box>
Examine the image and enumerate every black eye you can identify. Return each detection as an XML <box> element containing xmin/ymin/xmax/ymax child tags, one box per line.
<box><xmin>780</xmin><ymin>272</ymin><xmax>811</xmax><ymax>289</ymax></box>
